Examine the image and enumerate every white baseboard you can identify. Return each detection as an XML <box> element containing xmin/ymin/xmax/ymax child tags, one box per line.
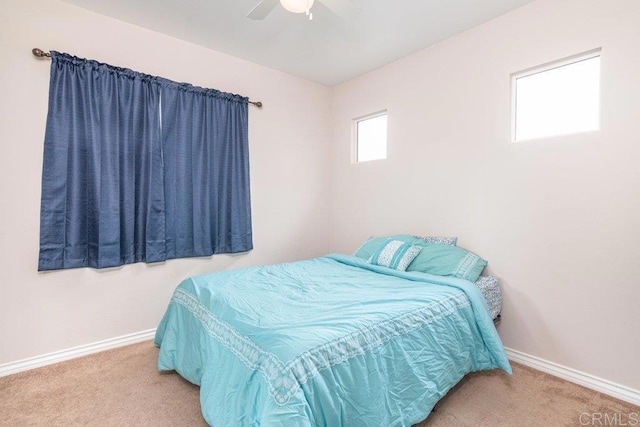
<box><xmin>2</xmin><ymin>333</ymin><xmax>638</xmax><ymax>407</ymax></box>
<box><xmin>505</xmin><ymin>347</ymin><xmax>640</xmax><ymax>406</ymax></box>
<box><xmin>0</xmin><ymin>328</ymin><xmax>157</xmax><ymax>378</ymax></box>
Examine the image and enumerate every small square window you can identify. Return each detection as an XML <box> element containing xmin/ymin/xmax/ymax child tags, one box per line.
<box><xmin>512</xmin><ymin>49</ymin><xmax>601</xmax><ymax>142</ymax></box>
<box><xmin>354</xmin><ymin>111</ymin><xmax>387</xmax><ymax>163</ymax></box>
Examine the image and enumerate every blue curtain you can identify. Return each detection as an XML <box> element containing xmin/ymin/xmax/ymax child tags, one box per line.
<box><xmin>160</xmin><ymin>81</ymin><xmax>253</xmax><ymax>258</ymax></box>
<box><xmin>38</xmin><ymin>52</ymin><xmax>252</xmax><ymax>271</ymax></box>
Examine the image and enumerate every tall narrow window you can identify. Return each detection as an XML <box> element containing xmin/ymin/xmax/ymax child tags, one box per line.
<box><xmin>512</xmin><ymin>49</ymin><xmax>601</xmax><ymax>142</ymax></box>
<box><xmin>354</xmin><ymin>111</ymin><xmax>387</xmax><ymax>162</ymax></box>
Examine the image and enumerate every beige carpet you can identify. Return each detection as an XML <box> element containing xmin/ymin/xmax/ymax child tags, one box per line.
<box><xmin>0</xmin><ymin>341</ymin><xmax>637</xmax><ymax>426</ymax></box>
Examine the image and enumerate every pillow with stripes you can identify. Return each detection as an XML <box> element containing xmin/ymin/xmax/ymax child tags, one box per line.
<box><xmin>406</xmin><ymin>244</ymin><xmax>487</xmax><ymax>282</ymax></box>
<box><xmin>367</xmin><ymin>239</ymin><xmax>423</xmax><ymax>271</ymax></box>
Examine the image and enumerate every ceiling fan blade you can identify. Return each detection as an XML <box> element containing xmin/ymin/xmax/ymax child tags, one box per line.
<box><xmin>320</xmin><ymin>0</ymin><xmax>361</xmax><ymax>20</ymax></box>
<box><xmin>247</xmin><ymin>0</ymin><xmax>280</xmax><ymax>20</ymax></box>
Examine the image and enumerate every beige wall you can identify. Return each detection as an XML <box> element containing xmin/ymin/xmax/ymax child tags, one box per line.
<box><xmin>329</xmin><ymin>0</ymin><xmax>640</xmax><ymax>390</ymax></box>
<box><xmin>0</xmin><ymin>0</ymin><xmax>330</xmax><ymax>364</ymax></box>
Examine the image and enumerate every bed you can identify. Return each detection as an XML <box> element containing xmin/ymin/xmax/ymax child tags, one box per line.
<box><xmin>155</xmin><ymin>252</ymin><xmax>511</xmax><ymax>426</ymax></box>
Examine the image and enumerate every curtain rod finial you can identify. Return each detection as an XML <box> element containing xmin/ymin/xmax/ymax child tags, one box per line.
<box><xmin>32</xmin><ymin>48</ymin><xmax>51</xmax><ymax>58</ymax></box>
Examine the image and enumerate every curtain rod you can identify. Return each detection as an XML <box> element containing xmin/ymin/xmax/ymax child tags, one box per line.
<box><xmin>32</xmin><ymin>48</ymin><xmax>263</xmax><ymax>108</ymax></box>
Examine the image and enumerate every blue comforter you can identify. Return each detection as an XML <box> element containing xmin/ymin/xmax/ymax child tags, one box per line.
<box><xmin>155</xmin><ymin>254</ymin><xmax>511</xmax><ymax>426</ymax></box>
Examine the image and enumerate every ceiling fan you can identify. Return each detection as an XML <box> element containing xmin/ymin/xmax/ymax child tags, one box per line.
<box><xmin>247</xmin><ymin>0</ymin><xmax>360</xmax><ymax>21</ymax></box>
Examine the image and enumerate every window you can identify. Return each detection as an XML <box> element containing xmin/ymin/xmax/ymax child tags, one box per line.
<box><xmin>512</xmin><ymin>49</ymin><xmax>601</xmax><ymax>142</ymax></box>
<box><xmin>38</xmin><ymin>52</ymin><xmax>252</xmax><ymax>271</ymax></box>
<box><xmin>354</xmin><ymin>111</ymin><xmax>387</xmax><ymax>162</ymax></box>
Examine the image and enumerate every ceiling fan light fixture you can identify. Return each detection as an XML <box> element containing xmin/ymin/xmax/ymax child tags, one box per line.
<box><xmin>280</xmin><ymin>0</ymin><xmax>315</xmax><ymax>14</ymax></box>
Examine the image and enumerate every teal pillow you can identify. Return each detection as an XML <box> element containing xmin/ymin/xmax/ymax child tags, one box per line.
<box><xmin>354</xmin><ymin>234</ymin><xmax>420</xmax><ymax>259</ymax></box>
<box><xmin>367</xmin><ymin>239</ymin><xmax>423</xmax><ymax>271</ymax></box>
<box><xmin>406</xmin><ymin>244</ymin><xmax>487</xmax><ymax>282</ymax></box>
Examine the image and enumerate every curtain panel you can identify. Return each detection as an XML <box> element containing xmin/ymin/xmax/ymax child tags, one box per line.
<box><xmin>38</xmin><ymin>52</ymin><xmax>252</xmax><ymax>271</ymax></box>
<box><xmin>160</xmin><ymin>80</ymin><xmax>252</xmax><ymax>259</ymax></box>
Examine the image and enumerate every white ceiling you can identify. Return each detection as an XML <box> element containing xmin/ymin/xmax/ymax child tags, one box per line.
<box><xmin>61</xmin><ymin>0</ymin><xmax>535</xmax><ymax>86</ymax></box>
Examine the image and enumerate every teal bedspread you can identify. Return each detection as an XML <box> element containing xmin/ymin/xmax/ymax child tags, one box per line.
<box><xmin>155</xmin><ymin>254</ymin><xmax>511</xmax><ymax>426</ymax></box>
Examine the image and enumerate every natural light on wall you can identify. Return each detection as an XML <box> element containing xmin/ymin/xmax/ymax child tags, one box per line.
<box><xmin>512</xmin><ymin>49</ymin><xmax>601</xmax><ymax>142</ymax></box>
<box><xmin>355</xmin><ymin>112</ymin><xmax>387</xmax><ymax>162</ymax></box>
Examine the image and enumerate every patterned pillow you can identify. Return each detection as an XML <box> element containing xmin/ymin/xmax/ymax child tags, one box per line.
<box><xmin>475</xmin><ymin>276</ymin><xmax>502</xmax><ymax>319</ymax></box>
<box><xmin>367</xmin><ymin>239</ymin><xmax>423</xmax><ymax>271</ymax></box>
<box><xmin>354</xmin><ymin>234</ymin><xmax>418</xmax><ymax>259</ymax></box>
<box><xmin>418</xmin><ymin>236</ymin><xmax>457</xmax><ymax>246</ymax></box>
